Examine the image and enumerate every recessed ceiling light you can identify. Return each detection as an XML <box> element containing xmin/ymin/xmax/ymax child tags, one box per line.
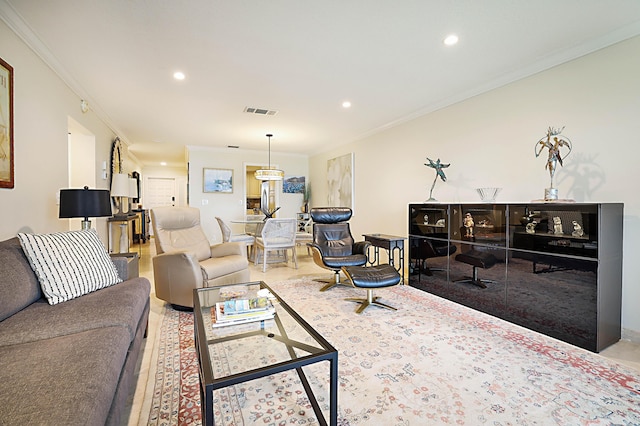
<box><xmin>160</xmin><ymin>162</ymin><xmax>167</xmax><ymax>166</ymax></box>
<box><xmin>443</xmin><ymin>34</ymin><xmax>459</xmax><ymax>46</ymax></box>
<box><xmin>342</xmin><ymin>101</ymin><xmax>352</xmax><ymax>108</ymax></box>
<box><xmin>173</xmin><ymin>71</ymin><xmax>186</xmax><ymax>80</ymax></box>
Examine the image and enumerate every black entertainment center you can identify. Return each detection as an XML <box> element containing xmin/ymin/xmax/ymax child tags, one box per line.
<box><xmin>408</xmin><ymin>202</ymin><xmax>623</xmax><ymax>352</ymax></box>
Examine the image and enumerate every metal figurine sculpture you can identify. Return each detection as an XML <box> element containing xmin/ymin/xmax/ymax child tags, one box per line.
<box><xmin>261</xmin><ymin>206</ymin><xmax>280</xmax><ymax>220</ymax></box>
<box><xmin>534</xmin><ymin>126</ymin><xmax>572</xmax><ymax>200</ymax></box>
<box><xmin>425</xmin><ymin>157</ymin><xmax>450</xmax><ymax>201</ymax></box>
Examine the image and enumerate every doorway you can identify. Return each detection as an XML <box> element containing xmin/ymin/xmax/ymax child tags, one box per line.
<box><xmin>244</xmin><ymin>164</ymin><xmax>279</xmax><ymax>217</ymax></box>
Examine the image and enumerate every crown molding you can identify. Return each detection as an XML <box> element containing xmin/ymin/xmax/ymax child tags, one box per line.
<box><xmin>0</xmin><ymin>0</ymin><xmax>130</xmax><ymax>146</ymax></box>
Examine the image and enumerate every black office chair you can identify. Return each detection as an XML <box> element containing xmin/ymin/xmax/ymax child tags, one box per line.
<box><xmin>308</xmin><ymin>207</ymin><xmax>370</xmax><ymax>291</ymax></box>
<box><xmin>410</xmin><ymin>236</ymin><xmax>457</xmax><ymax>280</ymax></box>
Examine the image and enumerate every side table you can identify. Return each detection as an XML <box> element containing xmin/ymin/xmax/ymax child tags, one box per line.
<box><xmin>107</xmin><ymin>215</ymin><xmax>138</xmax><ymax>254</ymax></box>
<box><xmin>362</xmin><ymin>234</ymin><xmax>406</xmax><ymax>284</ymax></box>
<box><xmin>109</xmin><ymin>252</ymin><xmax>139</xmax><ymax>280</ymax></box>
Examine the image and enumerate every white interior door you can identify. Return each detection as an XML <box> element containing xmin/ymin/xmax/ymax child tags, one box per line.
<box><xmin>145</xmin><ymin>177</ymin><xmax>176</xmax><ymax>235</ymax></box>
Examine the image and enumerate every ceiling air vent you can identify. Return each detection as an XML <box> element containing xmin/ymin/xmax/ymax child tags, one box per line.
<box><xmin>244</xmin><ymin>106</ymin><xmax>278</xmax><ymax>116</ymax></box>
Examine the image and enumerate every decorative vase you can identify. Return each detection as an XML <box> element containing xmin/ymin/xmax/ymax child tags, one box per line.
<box><xmin>119</xmin><ymin>224</ymin><xmax>128</xmax><ymax>253</ymax></box>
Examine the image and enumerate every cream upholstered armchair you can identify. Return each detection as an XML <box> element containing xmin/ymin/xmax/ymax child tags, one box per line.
<box><xmin>150</xmin><ymin>207</ymin><xmax>250</xmax><ymax>308</ymax></box>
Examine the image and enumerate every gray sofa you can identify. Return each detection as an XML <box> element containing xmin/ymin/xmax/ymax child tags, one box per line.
<box><xmin>0</xmin><ymin>237</ymin><xmax>151</xmax><ymax>425</ymax></box>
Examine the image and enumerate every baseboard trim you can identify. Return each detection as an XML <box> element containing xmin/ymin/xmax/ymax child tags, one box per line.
<box><xmin>621</xmin><ymin>328</ymin><xmax>640</xmax><ymax>344</ymax></box>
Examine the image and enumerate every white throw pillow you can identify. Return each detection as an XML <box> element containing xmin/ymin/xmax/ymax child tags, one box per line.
<box><xmin>18</xmin><ymin>229</ymin><xmax>122</xmax><ymax>305</ymax></box>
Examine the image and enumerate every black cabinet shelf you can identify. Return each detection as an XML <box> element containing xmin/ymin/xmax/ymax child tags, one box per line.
<box><xmin>408</xmin><ymin>202</ymin><xmax>623</xmax><ymax>352</ymax></box>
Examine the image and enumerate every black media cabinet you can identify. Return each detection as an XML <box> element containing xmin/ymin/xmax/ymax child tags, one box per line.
<box><xmin>408</xmin><ymin>202</ymin><xmax>623</xmax><ymax>352</ymax></box>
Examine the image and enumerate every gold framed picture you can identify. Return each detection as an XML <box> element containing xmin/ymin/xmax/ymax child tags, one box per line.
<box><xmin>0</xmin><ymin>56</ymin><xmax>13</xmax><ymax>189</ymax></box>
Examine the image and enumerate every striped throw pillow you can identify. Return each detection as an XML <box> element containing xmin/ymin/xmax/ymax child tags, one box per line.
<box><xmin>18</xmin><ymin>229</ymin><xmax>122</xmax><ymax>305</ymax></box>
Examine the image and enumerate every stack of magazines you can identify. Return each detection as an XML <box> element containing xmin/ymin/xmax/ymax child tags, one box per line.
<box><xmin>212</xmin><ymin>296</ymin><xmax>275</xmax><ymax>328</ymax></box>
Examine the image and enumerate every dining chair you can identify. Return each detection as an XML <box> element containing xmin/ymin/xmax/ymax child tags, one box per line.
<box><xmin>215</xmin><ymin>217</ymin><xmax>255</xmax><ymax>258</ymax></box>
<box><xmin>253</xmin><ymin>218</ymin><xmax>298</xmax><ymax>272</ymax></box>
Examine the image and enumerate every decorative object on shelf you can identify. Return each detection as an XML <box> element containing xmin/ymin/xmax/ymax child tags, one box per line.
<box><xmin>476</xmin><ymin>187</ymin><xmax>502</xmax><ymax>202</ymax></box>
<box><xmin>0</xmin><ymin>56</ymin><xmax>14</xmax><ymax>189</ymax></box>
<box><xmin>255</xmin><ymin>134</ymin><xmax>284</xmax><ymax>181</ymax></box>
<box><xmin>552</xmin><ymin>216</ymin><xmax>563</xmax><ymax>235</ymax></box>
<box><xmin>463</xmin><ymin>212</ymin><xmax>474</xmax><ymax>238</ymax></box>
<box><xmin>572</xmin><ymin>220</ymin><xmax>584</xmax><ymax>237</ymax></box>
<box><xmin>525</xmin><ymin>221</ymin><xmax>538</xmax><ymax>234</ymax></box>
<box><xmin>203</xmin><ymin>168</ymin><xmax>233</xmax><ymax>193</ymax></box>
<box><xmin>424</xmin><ymin>157</ymin><xmax>450</xmax><ymax>201</ymax></box>
<box><xmin>59</xmin><ymin>186</ymin><xmax>112</xmax><ymax>230</ymax></box>
<box><xmin>534</xmin><ymin>126</ymin><xmax>572</xmax><ymax>201</ymax></box>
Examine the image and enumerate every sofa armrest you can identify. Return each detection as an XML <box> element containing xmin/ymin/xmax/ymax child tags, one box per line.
<box><xmin>110</xmin><ymin>253</ymin><xmax>139</xmax><ymax>280</ymax></box>
<box><xmin>210</xmin><ymin>241</ymin><xmax>246</xmax><ymax>258</ymax></box>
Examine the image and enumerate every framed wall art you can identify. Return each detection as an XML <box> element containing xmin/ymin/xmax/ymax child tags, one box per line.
<box><xmin>0</xmin><ymin>56</ymin><xmax>14</xmax><ymax>188</ymax></box>
<box><xmin>283</xmin><ymin>176</ymin><xmax>305</xmax><ymax>194</ymax></box>
<box><xmin>327</xmin><ymin>152</ymin><xmax>354</xmax><ymax>209</ymax></box>
<box><xmin>203</xmin><ymin>168</ymin><xmax>233</xmax><ymax>193</ymax></box>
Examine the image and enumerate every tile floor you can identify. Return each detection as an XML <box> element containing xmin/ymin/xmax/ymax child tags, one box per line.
<box><xmin>124</xmin><ymin>239</ymin><xmax>640</xmax><ymax>425</ymax></box>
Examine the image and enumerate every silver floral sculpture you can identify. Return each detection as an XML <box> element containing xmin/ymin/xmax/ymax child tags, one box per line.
<box><xmin>534</xmin><ymin>126</ymin><xmax>572</xmax><ymax>201</ymax></box>
<box><xmin>425</xmin><ymin>157</ymin><xmax>450</xmax><ymax>201</ymax></box>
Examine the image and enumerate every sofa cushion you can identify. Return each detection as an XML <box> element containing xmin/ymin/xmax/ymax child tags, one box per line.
<box><xmin>18</xmin><ymin>229</ymin><xmax>121</xmax><ymax>305</ymax></box>
<box><xmin>0</xmin><ymin>237</ymin><xmax>42</xmax><ymax>321</ymax></box>
<box><xmin>0</xmin><ymin>277</ymin><xmax>150</xmax><ymax>346</ymax></box>
<box><xmin>0</xmin><ymin>326</ymin><xmax>131</xmax><ymax>425</ymax></box>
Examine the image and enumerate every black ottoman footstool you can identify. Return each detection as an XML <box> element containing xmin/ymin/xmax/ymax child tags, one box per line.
<box><xmin>454</xmin><ymin>250</ymin><xmax>498</xmax><ymax>289</ymax></box>
<box><xmin>341</xmin><ymin>264</ymin><xmax>401</xmax><ymax>314</ymax></box>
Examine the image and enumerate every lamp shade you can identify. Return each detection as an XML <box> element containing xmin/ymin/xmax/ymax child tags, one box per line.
<box><xmin>254</xmin><ymin>168</ymin><xmax>285</xmax><ymax>181</ymax></box>
<box><xmin>255</xmin><ymin>133</ymin><xmax>284</xmax><ymax>181</ymax></box>
<box><xmin>110</xmin><ymin>173</ymin><xmax>130</xmax><ymax>197</ymax></box>
<box><xmin>128</xmin><ymin>178</ymin><xmax>138</xmax><ymax>199</ymax></box>
<box><xmin>59</xmin><ymin>187</ymin><xmax>112</xmax><ymax>219</ymax></box>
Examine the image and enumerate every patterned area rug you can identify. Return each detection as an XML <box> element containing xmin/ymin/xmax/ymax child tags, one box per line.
<box><xmin>147</xmin><ymin>279</ymin><xmax>640</xmax><ymax>425</ymax></box>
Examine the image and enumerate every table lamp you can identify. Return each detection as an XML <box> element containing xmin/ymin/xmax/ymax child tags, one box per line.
<box><xmin>128</xmin><ymin>177</ymin><xmax>138</xmax><ymax>211</ymax></box>
<box><xmin>59</xmin><ymin>186</ymin><xmax>112</xmax><ymax>230</ymax></box>
<box><xmin>110</xmin><ymin>173</ymin><xmax>130</xmax><ymax>217</ymax></box>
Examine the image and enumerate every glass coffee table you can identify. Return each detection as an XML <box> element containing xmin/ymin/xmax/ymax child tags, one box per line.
<box><xmin>193</xmin><ymin>281</ymin><xmax>338</xmax><ymax>426</ymax></box>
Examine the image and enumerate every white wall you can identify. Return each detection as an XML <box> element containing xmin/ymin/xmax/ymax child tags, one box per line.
<box><xmin>310</xmin><ymin>36</ymin><xmax>640</xmax><ymax>338</ymax></box>
<box><xmin>187</xmin><ymin>146</ymin><xmax>308</xmax><ymax>244</ymax></box>
<box><xmin>0</xmin><ymin>19</ymin><xmax>118</xmax><ymax>243</ymax></box>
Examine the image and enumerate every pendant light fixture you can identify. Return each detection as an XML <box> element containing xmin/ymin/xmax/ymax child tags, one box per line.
<box><xmin>254</xmin><ymin>133</ymin><xmax>284</xmax><ymax>181</ymax></box>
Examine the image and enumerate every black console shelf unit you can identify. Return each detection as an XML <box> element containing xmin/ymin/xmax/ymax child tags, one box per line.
<box><xmin>408</xmin><ymin>202</ymin><xmax>623</xmax><ymax>352</ymax></box>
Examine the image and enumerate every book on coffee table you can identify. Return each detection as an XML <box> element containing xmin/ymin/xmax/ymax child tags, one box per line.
<box><xmin>212</xmin><ymin>297</ymin><xmax>275</xmax><ymax>328</ymax></box>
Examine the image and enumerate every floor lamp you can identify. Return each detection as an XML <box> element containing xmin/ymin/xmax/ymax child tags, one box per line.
<box><xmin>59</xmin><ymin>186</ymin><xmax>112</xmax><ymax>230</ymax></box>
